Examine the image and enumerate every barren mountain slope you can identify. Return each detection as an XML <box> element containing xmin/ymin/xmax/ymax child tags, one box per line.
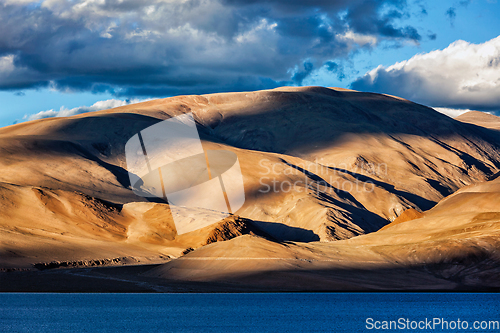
<box><xmin>1</xmin><ymin>87</ymin><xmax>500</xmax><ymax>270</ymax></box>
<box><xmin>0</xmin><ymin>183</ymin><xmax>265</xmax><ymax>268</ymax></box>
<box><xmin>456</xmin><ymin>111</ymin><xmax>500</xmax><ymax>130</ymax></box>
<box><xmin>148</xmin><ymin>176</ymin><xmax>500</xmax><ymax>290</ymax></box>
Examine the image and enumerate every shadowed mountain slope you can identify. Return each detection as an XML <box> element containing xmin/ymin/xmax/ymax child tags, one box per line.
<box><xmin>1</xmin><ymin>87</ymin><xmax>500</xmax><ymax>281</ymax></box>
<box><xmin>148</xmin><ymin>176</ymin><xmax>500</xmax><ymax>290</ymax></box>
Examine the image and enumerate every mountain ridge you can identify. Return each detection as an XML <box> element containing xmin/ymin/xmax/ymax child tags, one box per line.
<box><xmin>1</xmin><ymin>86</ymin><xmax>500</xmax><ymax>290</ymax></box>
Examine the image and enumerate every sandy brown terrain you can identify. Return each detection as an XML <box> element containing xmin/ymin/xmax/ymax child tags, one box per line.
<box><xmin>1</xmin><ymin>86</ymin><xmax>499</xmax><ymax>291</ymax></box>
<box><xmin>142</xmin><ymin>174</ymin><xmax>500</xmax><ymax>290</ymax></box>
<box><xmin>455</xmin><ymin>111</ymin><xmax>500</xmax><ymax>130</ymax></box>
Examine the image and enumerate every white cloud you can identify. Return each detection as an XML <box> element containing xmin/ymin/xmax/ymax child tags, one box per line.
<box><xmin>24</xmin><ymin>98</ymin><xmax>148</xmax><ymax>121</ymax></box>
<box><xmin>433</xmin><ymin>107</ymin><xmax>474</xmax><ymax>118</ymax></box>
<box><xmin>0</xmin><ymin>55</ymin><xmax>15</xmax><ymax>72</ymax></box>
<box><xmin>352</xmin><ymin>35</ymin><xmax>500</xmax><ymax>111</ymax></box>
<box><xmin>336</xmin><ymin>30</ymin><xmax>377</xmax><ymax>48</ymax></box>
<box><xmin>235</xmin><ymin>19</ymin><xmax>278</xmax><ymax>44</ymax></box>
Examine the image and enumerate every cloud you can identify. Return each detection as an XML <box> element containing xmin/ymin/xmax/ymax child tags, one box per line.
<box><xmin>23</xmin><ymin>98</ymin><xmax>146</xmax><ymax>121</ymax></box>
<box><xmin>345</xmin><ymin>0</ymin><xmax>421</xmax><ymax>42</ymax></box>
<box><xmin>446</xmin><ymin>7</ymin><xmax>456</xmax><ymax>21</ymax></box>
<box><xmin>433</xmin><ymin>107</ymin><xmax>474</xmax><ymax>118</ymax></box>
<box><xmin>325</xmin><ymin>61</ymin><xmax>346</xmax><ymax>81</ymax></box>
<box><xmin>351</xmin><ymin>35</ymin><xmax>500</xmax><ymax>111</ymax></box>
<box><xmin>291</xmin><ymin>61</ymin><xmax>314</xmax><ymax>85</ymax></box>
<box><xmin>0</xmin><ymin>0</ymin><xmax>423</xmax><ymax>96</ymax></box>
<box><xmin>446</xmin><ymin>0</ymin><xmax>471</xmax><ymax>26</ymax></box>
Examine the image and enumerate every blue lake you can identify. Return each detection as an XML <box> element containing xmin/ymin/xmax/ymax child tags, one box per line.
<box><xmin>1</xmin><ymin>293</ymin><xmax>499</xmax><ymax>332</ymax></box>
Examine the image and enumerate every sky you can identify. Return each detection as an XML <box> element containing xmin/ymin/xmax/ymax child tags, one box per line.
<box><xmin>0</xmin><ymin>0</ymin><xmax>499</xmax><ymax>126</ymax></box>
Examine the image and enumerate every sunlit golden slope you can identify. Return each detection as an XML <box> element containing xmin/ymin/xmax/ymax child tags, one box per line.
<box><xmin>148</xmin><ymin>175</ymin><xmax>500</xmax><ymax>290</ymax></box>
<box><xmin>1</xmin><ymin>87</ymin><xmax>500</xmax><ymax>281</ymax></box>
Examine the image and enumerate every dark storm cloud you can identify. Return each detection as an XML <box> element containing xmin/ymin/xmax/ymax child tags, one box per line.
<box><xmin>219</xmin><ymin>0</ymin><xmax>356</xmax><ymax>13</ymax></box>
<box><xmin>345</xmin><ymin>0</ymin><xmax>421</xmax><ymax>42</ymax></box>
<box><xmin>0</xmin><ymin>0</ymin><xmax>422</xmax><ymax>97</ymax></box>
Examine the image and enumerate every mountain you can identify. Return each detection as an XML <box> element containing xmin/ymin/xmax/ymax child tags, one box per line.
<box><xmin>146</xmin><ymin>175</ymin><xmax>500</xmax><ymax>290</ymax></box>
<box><xmin>455</xmin><ymin>111</ymin><xmax>500</xmax><ymax>130</ymax></box>
<box><xmin>1</xmin><ymin>87</ymin><xmax>500</xmax><ymax>290</ymax></box>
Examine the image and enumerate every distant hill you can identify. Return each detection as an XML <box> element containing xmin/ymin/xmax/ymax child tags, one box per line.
<box><xmin>455</xmin><ymin>110</ymin><xmax>500</xmax><ymax>130</ymax></box>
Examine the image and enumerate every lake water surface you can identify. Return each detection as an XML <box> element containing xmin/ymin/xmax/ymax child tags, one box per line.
<box><xmin>1</xmin><ymin>293</ymin><xmax>499</xmax><ymax>332</ymax></box>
